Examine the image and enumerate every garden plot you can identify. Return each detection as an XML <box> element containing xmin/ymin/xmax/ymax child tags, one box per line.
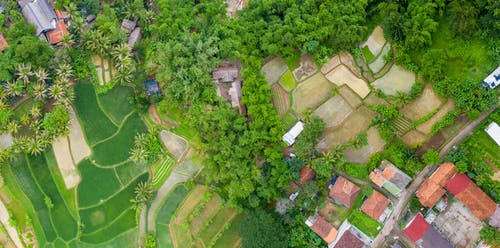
<box><xmin>434</xmin><ymin>200</ymin><xmax>482</xmax><ymax>248</ymax></box>
<box><xmin>417</xmin><ymin>100</ymin><xmax>455</xmax><ymax>135</ymax></box>
<box><xmin>401</xmin><ymin>130</ymin><xmax>427</xmax><ymax>147</ymax></box>
<box><xmin>52</xmin><ymin>136</ymin><xmax>80</xmax><ymax>189</ymax></box>
<box><xmin>318</xmin><ymin>106</ymin><xmax>376</xmax><ymax>151</ymax></box>
<box><xmin>293</xmin><ymin>54</ymin><xmax>318</xmax><ymax>82</ymax></box>
<box><xmin>363</xmin><ymin>93</ymin><xmax>389</xmax><ymax>106</ymax></box>
<box><xmin>0</xmin><ymin>133</ymin><xmax>13</xmax><ymax>150</ymax></box>
<box><xmin>68</xmin><ymin>107</ymin><xmax>91</xmax><ymax>165</ymax></box>
<box><xmin>321</xmin><ymin>55</ymin><xmax>341</xmax><ymax>74</ymax></box>
<box><xmin>325</xmin><ymin>65</ymin><xmax>370</xmax><ymax>98</ymax></box>
<box><xmin>372</xmin><ymin>65</ymin><xmax>416</xmax><ymax>96</ymax></box>
<box><xmin>369</xmin><ymin>43</ymin><xmax>391</xmax><ymax>73</ymax></box>
<box><xmin>292</xmin><ymin>72</ymin><xmax>332</xmax><ymax>114</ymax></box>
<box><xmin>271</xmin><ymin>83</ymin><xmax>290</xmax><ymax>115</ymax></box>
<box><xmin>338</xmin><ymin>86</ymin><xmax>362</xmax><ymax>108</ymax></box>
<box><xmin>339</xmin><ymin>52</ymin><xmax>362</xmax><ymax>78</ymax></box>
<box><xmin>279</xmin><ymin>70</ymin><xmax>296</xmax><ymax>91</ymax></box>
<box><xmin>401</xmin><ymin>85</ymin><xmax>442</xmax><ymax>121</ymax></box>
<box><xmin>261</xmin><ymin>57</ymin><xmax>288</xmax><ymax>85</ymax></box>
<box><xmin>312</xmin><ymin>95</ymin><xmax>353</xmax><ymax>128</ymax></box>
<box><xmin>344</xmin><ymin>127</ymin><xmax>386</xmax><ymax>164</ymax></box>
<box><xmin>360</xmin><ymin>26</ymin><xmax>386</xmax><ymax>56</ymax></box>
<box><xmin>159</xmin><ymin>130</ymin><xmax>188</xmax><ymax>160</ymax></box>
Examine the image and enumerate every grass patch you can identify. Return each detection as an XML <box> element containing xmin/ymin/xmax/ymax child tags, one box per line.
<box><xmin>76</xmin><ymin>228</ymin><xmax>138</xmax><ymax>248</ymax></box>
<box><xmin>171</xmin><ymin>223</ymin><xmax>193</xmax><ymax>247</ymax></box>
<box><xmin>348</xmin><ymin>209</ymin><xmax>382</xmax><ymax>238</ymax></box>
<box><xmin>199</xmin><ymin>207</ymin><xmax>236</xmax><ymax>246</ymax></box>
<box><xmin>152</xmin><ymin>156</ymin><xmax>176</xmax><ymax>189</ymax></box>
<box><xmin>279</xmin><ymin>70</ymin><xmax>296</xmax><ymax>91</ymax></box>
<box><xmin>77</xmin><ymin>159</ymin><xmax>121</xmax><ymax>208</ymax></box>
<box><xmin>282</xmin><ymin>111</ymin><xmax>298</xmax><ymax>131</ymax></box>
<box><xmin>361</xmin><ymin>46</ymin><xmax>375</xmax><ymax>63</ymax></box>
<box><xmin>212</xmin><ymin>214</ymin><xmax>243</xmax><ymax>248</ymax></box>
<box><xmin>189</xmin><ymin>196</ymin><xmax>222</xmax><ymax>235</ymax></box>
<box><xmin>157</xmin><ymin>185</ymin><xmax>190</xmax><ymax>225</ymax></box>
<box><xmin>337</xmin><ymin>163</ymin><xmax>370</xmax><ymax>181</ymax></box>
<box><xmin>80</xmin><ymin>207</ymin><xmax>136</xmax><ymax>244</ymax></box>
<box><xmin>115</xmin><ymin>160</ymin><xmax>147</xmax><ymax>186</ymax></box>
<box><xmin>74</xmin><ymin>81</ymin><xmax>118</xmax><ymax>145</ymax></box>
<box><xmin>91</xmin><ymin>112</ymin><xmax>147</xmax><ymax>165</ymax></box>
<box><xmin>98</xmin><ymin>86</ymin><xmax>134</xmax><ymax>124</ymax></box>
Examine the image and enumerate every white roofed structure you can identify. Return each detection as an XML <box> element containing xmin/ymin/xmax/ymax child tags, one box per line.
<box><xmin>485</xmin><ymin>122</ymin><xmax>500</xmax><ymax>147</ymax></box>
<box><xmin>482</xmin><ymin>66</ymin><xmax>500</xmax><ymax>89</ymax></box>
<box><xmin>283</xmin><ymin>121</ymin><xmax>304</xmax><ymax>146</ymax></box>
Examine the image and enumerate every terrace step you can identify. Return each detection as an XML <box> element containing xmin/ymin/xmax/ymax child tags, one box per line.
<box><xmin>394</xmin><ymin>116</ymin><xmax>412</xmax><ymax>136</ymax></box>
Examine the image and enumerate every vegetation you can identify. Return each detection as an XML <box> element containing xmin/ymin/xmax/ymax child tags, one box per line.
<box><xmin>480</xmin><ymin>226</ymin><xmax>500</xmax><ymax>246</ymax></box>
<box><xmin>349</xmin><ymin>209</ymin><xmax>382</xmax><ymax>238</ymax></box>
<box><xmin>240</xmin><ymin>209</ymin><xmax>289</xmax><ymax>248</ymax></box>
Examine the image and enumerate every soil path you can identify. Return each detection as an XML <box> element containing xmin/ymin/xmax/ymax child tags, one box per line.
<box><xmin>0</xmin><ymin>200</ymin><xmax>24</xmax><ymax>248</ymax></box>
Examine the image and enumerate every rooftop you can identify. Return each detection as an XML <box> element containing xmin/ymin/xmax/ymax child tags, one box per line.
<box><xmin>430</xmin><ymin>162</ymin><xmax>456</xmax><ymax>187</ymax></box>
<box><xmin>488</xmin><ymin>205</ymin><xmax>500</xmax><ymax>229</ymax></box>
<box><xmin>19</xmin><ymin>0</ymin><xmax>57</xmax><ymax>36</ymax></box>
<box><xmin>416</xmin><ymin>179</ymin><xmax>446</xmax><ymax>208</ymax></box>
<box><xmin>0</xmin><ymin>33</ymin><xmax>8</xmax><ymax>52</ymax></box>
<box><xmin>420</xmin><ymin>225</ymin><xmax>453</xmax><ymax>248</ymax></box>
<box><xmin>360</xmin><ymin>191</ymin><xmax>390</xmax><ymax>221</ymax></box>
<box><xmin>485</xmin><ymin>122</ymin><xmax>500</xmax><ymax>147</ymax></box>
<box><xmin>299</xmin><ymin>167</ymin><xmax>316</xmax><ymax>184</ymax></box>
<box><xmin>309</xmin><ymin>216</ymin><xmax>338</xmax><ymax>244</ymax></box>
<box><xmin>46</xmin><ymin>21</ymin><xmax>68</xmax><ymax>44</ymax></box>
<box><xmin>333</xmin><ymin>231</ymin><xmax>365</xmax><ymax>248</ymax></box>
<box><xmin>329</xmin><ymin>177</ymin><xmax>361</xmax><ymax>208</ymax></box>
<box><xmin>282</xmin><ymin>121</ymin><xmax>304</xmax><ymax>146</ymax></box>
<box><xmin>144</xmin><ymin>79</ymin><xmax>161</xmax><ymax>96</ymax></box>
<box><xmin>403</xmin><ymin>213</ymin><xmax>429</xmax><ymax>242</ymax></box>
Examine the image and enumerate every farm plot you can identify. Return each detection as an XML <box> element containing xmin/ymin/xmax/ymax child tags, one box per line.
<box><xmin>156</xmin><ymin>185</ymin><xmax>190</xmax><ymax>248</ymax></box>
<box><xmin>158</xmin><ymin>130</ymin><xmax>188</xmax><ymax>160</ymax></box>
<box><xmin>360</xmin><ymin>26</ymin><xmax>386</xmax><ymax>56</ymax></box>
<box><xmin>325</xmin><ymin>65</ymin><xmax>370</xmax><ymax>98</ymax></box>
<box><xmin>67</xmin><ymin>106</ymin><xmax>91</xmax><ymax>165</ymax></box>
<box><xmin>338</xmin><ymin>86</ymin><xmax>362</xmax><ymax>108</ymax></box>
<box><xmin>271</xmin><ymin>83</ymin><xmax>290</xmax><ymax>115</ymax></box>
<box><xmin>372</xmin><ymin>65</ymin><xmax>416</xmax><ymax>96</ymax></box>
<box><xmin>293</xmin><ymin>54</ymin><xmax>318</xmax><ymax>82</ymax></box>
<box><xmin>344</xmin><ymin>127</ymin><xmax>386</xmax><ymax>164</ymax></box>
<box><xmin>92</xmin><ymin>55</ymin><xmax>113</xmax><ymax>86</ymax></box>
<box><xmin>318</xmin><ymin>106</ymin><xmax>377</xmax><ymax>151</ymax></box>
<box><xmin>312</xmin><ymin>95</ymin><xmax>353</xmax><ymax>128</ymax></box>
<box><xmin>321</xmin><ymin>55</ymin><xmax>341</xmax><ymax>74</ymax></box>
<box><xmin>369</xmin><ymin>43</ymin><xmax>391</xmax><ymax>73</ymax></box>
<box><xmin>52</xmin><ymin>136</ymin><xmax>81</xmax><ymax>189</ymax></box>
<box><xmin>279</xmin><ymin>70</ymin><xmax>296</xmax><ymax>91</ymax></box>
<box><xmin>261</xmin><ymin>57</ymin><xmax>288</xmax><ymax>85</ymax></box>
<box><xmin>152</xmin><ymin>155</ymin><xmax>176</xmax><ymax>188</ymax></box>
<box><xmin>292</xmin><ymin>72</ymin><xmax>332</xmax><ymax>114</ymax></box>
<box><xmin>417</xmin><ymin>100</ymin><xmax>456</xmax><ymax>135</ymax></box>
<box><xmin>401</xmin><ymin>130</ymin><xmax>428</xmax><ymax>147</ymax></box>
<box><xmin>401</xmin><ymin>85</ymin><xmax>442</xmax><ymax>121</ymax></box>
<box><xmin>98</xmin><ymin>86</ymin><xmax>134</xmax><ymax>124</ymax></box>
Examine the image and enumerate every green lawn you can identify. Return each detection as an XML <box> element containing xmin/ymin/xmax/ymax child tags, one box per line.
<box><xmin>80</xmin><ymin>207</ymin><xmax>136</xmax><ymax>244</ymax></box>
<box><xmin>115</xmin><ymin>160</ymin><xmax>148</xmax><ymax>186</ymax></box>
<box><xmin>74</xmin><ymin>81</ymin><xmax>118</xmax><ymax>145</ymax></box>
<box><xmin>279</xmin><ymin>70</ymin><xmax>296</xmax><ymax>91</ymax></box>
<box><xmin>338</xmin><ymin>163</ymin><xmax>370</xmax><ymax>181</ymax></box>
<box><xmin>98</xmin><ymin>86</ymin><xmax>134</xmax><ymax>124</ymax></box>
<box><xmin>13</xmin><ymin>98</ymin><xmax>33</xmax><ymax>119</ymax></box>
<box><xmin>77</xmin><ymin>159</ymin><xmax>121</xmax><ymax>208</ymax></box>
<box><xmin>348</xmin><ymin>209</ymin><xmax>382</xmax><ymax>238</ymax></box>
<box><xmin>361</xmin><ymin>46</ymin><xmax>375</xmax><ymax>63</ymax></box>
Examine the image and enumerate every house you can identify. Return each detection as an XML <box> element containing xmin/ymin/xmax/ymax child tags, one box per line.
<box><xmin>18</xmin><ymin>0</ymin><xmax>68</xmax><ymax>45</ymax></box>
<box><xmin>403</xmin><ymin>213</ymin><xmax>452</xmax><ymax>248</ymax></box>
<box><xmin>485</xmin><ymin>122</ymin><xmax>500</xmax><ymax>147</ymax></box>
<box><xmin>329</xmin><ymin>177</ymin><xmax>361</xmax><ymax>208</ymax></box>
<box><xmin>360</xmin><ymin>191</ymin><xmax>391</xmax><ymax>222</ymax></box>
<box><xmin>488</xmin><ymin>205</ymin><xmax>500</xmax><ymax>229</ymax></box>
<box><xmin>282</xmin><ymin>121</ymin><xmax>304</xmax><ymax>146</ymax></box>
<box><xmin>482</xmin><ymin>65</ymin><xmax>500</xmax><ymax>89</ymax></box>
<box><xmin>329</xmin><ymin>220</ymin><xmax>372</xmax><ymax>248</ymax></box>
<box><xmin>299</xmin><ymin>167</ymin><xmax>315</xmax><ymax>184</ymax></box>
<box><xmin>120</xmin><ymin>19</ymin><xmax>137</xmax><ymax>34</ymax></box>
<box><xmin>416</xmin><ymin>163</ymin><xmax>455</xmax><ymax>207</ymax></box>
<box><xmin>224</xmin><ymin>0</ymin><xmax>248</xmax><ymax>17</ymax></box>
<box><xmin>445</xmin><ymin>173</ymin><xmax>496</xmax><ymax>220</ymax></box>
<box><xmin>0</xmin><ymin>33</ymin><xmax>8</xmax><ymax>52</ymax></box>
<box><xmin>305</xmin><ymin>215</ymin><xmax>338</xmax><ymax>245</ymax></box>
<box><xmin>212</xmin><ymin>59</ymin><xmax>246</xmax><ymax>115</ymax></box>
<box><xmin>144</xmin><ymin>79</ymin><xmax>161</xmax><ymax>96</ymax></box>
<box><xmin>369</xmin><ymin>160</ymin><xmax>411</xmax><ymax>197</ymax></box>
<box><xmin>127</xmin><ymin>27</ymin><xmax>141</xmax><ymax>48</ymax></box>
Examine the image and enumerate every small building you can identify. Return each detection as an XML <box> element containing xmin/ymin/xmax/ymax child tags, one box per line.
<box><xmin>445</xmin><ymin>173</ymin><xmax>496</xmax><ymax>220</ymax></box>
<box><xmin>329</xmin><ymin>177</ymin><xmax>361</xmax><ymax>208</ymax></box>
<box><xmin>120</xmin><ymin>19</ymin><xmax>137</xmax><ymax>34</ymax></box>
<box><xmin>360</xmin><ymin>191</ymin><xmax>391</xmax><ymax>223</ymax></box>
<box><xmin>369</xmin><ymin>160</ymin><xmax>411</xmax><ymax>197</ymax></box>
<box><xmin>305</xmin><ymin>215</ymin><xmax>338</xmax><ymax>245</ymax></box>
<box><xmin>144</xmin><ymin>79</ymin><xmax>161</xmax><ymax>96</ymax></box>
<box><xmin>282</xmin><ymin>121</ymin><xmax>304</xmax><ymax>146</ymax></box>
<box><xmin>416</xmin><ymin>162</ymin><xmax>455</xmax><ymax>207</ymax></box>
<box><xmin>18</xmin><ymin>0</ymin><xmax>68</xmax><ymax>45</ymax></box>
<box><xmin>0</xmin><ymin>33</ymin><xmax>8</xmax><ymax>52</ymax></box>
<box><xmin>485</xmin><ymin>122</ymin><xmax>500</xmax><ymax>147</ymax></box>
<box><xmin>482</xmin><ymin>66</ymin><xmax>500</xmax><ymax>89</ymax></box>
<box><xmin>299</xmin><ymin>167</ymin><xmax>315</xmax><ymax>184</ymax></box>
<box><xmin>403</xmin><ymin>213</ymin><xmax>452</xmax><ymax>248</ymax></box>
<box><xmin>212</xmin><ymin>59</ymin><xmax>246</xmax><ymax>115</ymax></box>
<box><xmin>330</xmin><ymin>220</ymin><xmax>372</xmax><ymax>248</ymax></box>
<box><xmin>127</xmin><ymin>27</ymin><xmax>141</xmax><ymax>48</ymax></box>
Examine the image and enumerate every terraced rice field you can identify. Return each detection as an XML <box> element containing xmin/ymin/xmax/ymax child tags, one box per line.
<box><xmin>153</xmin><ymin>156</ymin><xmax>176</xmax><ymax>189</ymax></box>
<box><xmin>271</xmin><ymin>83</ymin><xmax>290</xmax><ymax>115</ymax></box>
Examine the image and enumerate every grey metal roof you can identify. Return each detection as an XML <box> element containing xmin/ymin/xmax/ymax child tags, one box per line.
<box><xmin>19</xmin><ymin>0</ymin><xmax>56</xmax><ymax>35</ymax></box>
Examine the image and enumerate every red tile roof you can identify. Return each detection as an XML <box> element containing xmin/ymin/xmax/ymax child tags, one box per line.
<box><xmin>369</xmin><ymin>171</ymin><xmax>385</xmax><ymax>187</ymax></box>
<box><xmin>329</xmin><ymin>177</ymin><xmax>361</xmax><ymax>207</ymax></box>
<box><xmin>430</xmin><ymin>162</ymin><xmax>456</xmax><ymax>186</ymax></box>
<box><xmin>445</xmin><ymin>173</ymin><xmax>471</xmax><ymax>195</ymax></box>
<box><xmin>333</xmin><ymin>231</ymin><xmax>365</xmax><ymax>248</ymax></box>
<box><xmin>360</xmin><ymin>191</ymin><xmax>390</xmax><ymax>220</ymax></box>
<box><xmin>403</xmin><ymin>213</ymin><xmax>430</xmax><ymax>242</ymax></box>
<box><xmin>46</xmin><ymin>21</ymin><xmax>68</xmax><ymax>45</ymax></box>
<box><xmin>300</xmin><ymin>167</ymin><xmax>316</xmax><ymax>184</ymax></box>
<box><xmin>416</xmin><ymin>180</ymin><xmax>446</xmax><ymax>207</ymax></box>
<box><xmin>310</xmin><ymin>216</ymin><xmax>338</xmax><ymax>244</ymax></box>
<box><xmin>382</xmin><ymin>166</ymin><xmax>396</xmax><ymax>180</ymax></box>
<box><xmin>0</xmin><ymin>33</ymin><xmax>8</xmax><ymax>52</ymax></box>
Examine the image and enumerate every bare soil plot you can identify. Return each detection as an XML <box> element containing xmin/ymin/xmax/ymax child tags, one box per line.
<box><xmin>0</xmin><ymin>133</ymin><xmax>13</xmax><ymax>150</ymax></box>
<box><xmin>312</xmin><ymin>95</ymin><xmax>353</xmax><ymax>128</ymax></box>
<box><xmin>363</xmin><ymin>93</ymin><xmax>389</xmax><ymax>106</ymax></box>
<box><xmin>344</xmin><ymin>127</ymin><xmax>386</xmax><ymax>164</ymax></box>
<box><xmin>318</xmin><ymin>199</ymin><xmax>348</xmax><ymax>228</ymax></box>
<box><xmin>190</xmin><ymin>196</ymin><xmax>222</xmax><ymax>236</ymax></box>
<box><xmin>338</xmin><ymin>86</ymin><xmax>362</xmax><ymax>108</ymax></box>
<box><xmin>271</xmin><ymin>83</ymin><xmax>290</xmax><ymax>115</ymax></box>
<box><xmin>92</xmin><ymin>55</ymin><xmax>113</xmax><ymax>86</ymax></box>
<box><xmin>321</xmin><ymin>55</ymin><xmax>341</xmax><ymax>74</ymax></box>
<box><xmin>401</xmin><ymin>85</ymin><xmax>442</xmax><ymax>121</ymax></box>
<box><xmin>292</xmin><ymin>72</ymin><xmax>332</xmax><ymax>114</ymax></box>
<box><xmin>401</xmin><ymin>130</ymin><xmax>427</xmax><ymax>147</ymax></box>
<box><xmin>360</xmin><ymin>26</ymin><xmax>386</xmax><ymax>56</ymax></box>
<box><xmin>434</xmin><ymin>200</ymin><xmax>482</xmax><ymax>248</ymax></box>
<box><xmin>159</xmin><ymin>130</ymin><xmax>188</xmax><ymax>160</ymax></box>
<box><xmin>325</xmin><ymin>65</ymin><xmax>370</xmax><ymax>98</ymax></box>
<box><xmin>67</xmin><ymin>107</ymin><xmax>91</xmax><ymax>164</ymax></box>
<box><xmin>339</xmin><ymin>52</ymin><xmax>362</xmax><ymax>78</ymax></box>
<box><xmin>318</xmin><ymin>106</ymin><xmax>376</xmax><ymax>151</ymax></box>
<box><xmin>369</xmin><ymin>43</ymin><xmax>391</xmax><ymax>73</ymax></box>
<box><xmin>293</xmin><ymin>54</ymin><xmax>318</xmax><ymax>82</ymax></box>
<box><xmin>417</xmin><ymin>100</ymin><xmax>456</xmax><ymax>135</ymax></box>
<box><xmin>173</xmin><ymin>185</ymin><xmax>208</xmax><ymax>222</ymax></box>
<box><xmin>52</xmin><ymin>136</ymin><xmax>81</xmax><ymax>189</ymax></box>
<box><xmin>261</xmin><ymin>57</ymin><xmax>288</xmax><ymax>85</ymax></box>
<box><xmin>372</xmin><ymin>65</ymin><xmax>416</xmax><ymax>96</ymax></box>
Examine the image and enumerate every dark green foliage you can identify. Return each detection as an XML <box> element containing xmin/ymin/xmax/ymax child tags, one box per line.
<box><xmin>409</xmin><ymin>196</ymin><xmax>423</xmax><ymax>212</ymax></box>
<box><xmin>288</xmin><ymin>220</ymin><xmax>323</xmax><ymax>248</ymax></box>
<box><xmin>129</xmin><ymin>92</ymin><xmax>149</xmax><ymax>114</ymax></box>
<box><xmin>0</xmin><ymin>108</ymin><xmax>13</xmax><ymax>127</ymax></box>
<box><xmin>370</xmin><ymin>105</ymin><xmax>401</xmax><ymax>140</ymax></box>
<box><xmin>384</xmin><ymin>141</ymin><xmax>423</xmax><ymax>176</ymax></box>
<box><xmin>295</xmin><ymin>117</ymin><xmax>325</xmax><ymax>162</ymax></box>
<box><xmin>240</xmin><ymin>209</ymin><xmax>289</xmax><ymax>248</ymax></box>
<box><xmin>349</xmin><ymin>209</ymin><xmax>382</xmax><ymax>237</ymax></box>
<box><xmin>448</xmin><ymin>0</ymin><xmax>479</xmax><ymax>36</ymax></box>
<box><xmin>420</xmin><ymin>49</ymin><xmax>447</xmax><ymax>82</ymax></box>
<box><xmin>422</xmin><ymin>149</ymin><xmax>441</xmax><ymax>165</ymax></box>
<box><xmin>430</xmin><ymin>110</ymin><xmax>458</xmax><ymax>135</ymax></box>
<box><xmin>42</xmin><ymin>105</ymin><xmax>70</xmax><ymax>138</ymax></box>
<box><xmin>480</xmin><ymin>226</ymin><xmax>500</xmax><ymax>246</ymax></box>
<box><xmin>77</xmin><ymin>159</ymin><xmax>121</xmax><ymax>208</ymax></box>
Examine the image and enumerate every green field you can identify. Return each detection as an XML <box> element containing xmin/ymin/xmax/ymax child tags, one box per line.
<box><xmin>98</xmin><ymin>86</ymin><xmax>134</xmax><ymax>124</ymax></box>
<box><xmin>349</xmin><ymin>209</ymin><xmax>382</xmax><ymax>238</ymax></box>
<box><xmin>361</xmin><ymin>46</ymin><xmax>375</xmax><ymax>63</ymax></box>
<box><xmin>156</xmin><ymin>185</ymin><xmax>190</xmax><ymax>248</ymax></box>
<box><xmin>279</xmin><ymin>70</ymin><xmax>296</xmax><ymax>91</ymax></box>
<box><xmin>153</xmin><ymin>156</ymin><xmax>176</xmax><ymax>189</ymax></box>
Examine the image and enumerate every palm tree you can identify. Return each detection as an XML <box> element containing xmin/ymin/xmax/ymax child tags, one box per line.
<box><xmin>60</xmin><ymin>34</ymin><xmax>74</xmax><ymax>50</ymax></box>
<box><xmin>20</xmin><ymin>113</ymin><xmax>31</xmax><ymax>126</ymax></box>
<box><xmin>34</xmin><ymin>68</ymin><xmax>49</xmax><ymax>84</ymax></box>
<box><xmin>112</xmin><ymin>43</ymin><xmax>132</xmax><ymax>62</ymax></box>
<box><xmin>56</xmin><ymin>63</ymin><xmax>73</xmax><ymax>80</ymax></box>
<box><xmin>130</xmin><ymin>146</ymin><xmax>148</xmax><ymax>164</ymax></box>
<box><xmin>26</xmin><ymin>137</ymin><xmax>45</xmax><ymax>155</ymax></box>
<box><xmin>7</xmin><ymin>120</ymin><xmax>20</xmax><ymax>134</ymax></box>
<box><xmin>0</xmin><ymin>87</ymin><xmax>7</xmax><ymax>101</ymax></box>
<box><xmin>114</xmin><ymin>69</ymin><xmax>133</xmax><ymax>86</ymax></box>
<box><xmin>132</xmin><ymin>181</ymin><xmax>153</xmax><ymax>206</ymax></box>
<box><xmin>29</xmin><ymin>119</ymin><xmax>43</xmax><ymax>135</ymax></box>
<box><xmin>393</xmin><ymin>91</ymin><xmax>411</xmax><ymax>107</ymax></box>
<box><xmin>32</xmin><ymin>83</ymin><xmax>47</xmax><ymax>102</ymax></box>
<box><xmin>56</xmin><ymin>88</ymin><xmax>74</xmax><ymax>107</ymax></box>
<box><xmin>49</xmin><ymin>84</ymin><xmax>64</xmax><ymax>102</ymax></box>
<box><xmin>16</xmin><ymin>63</ymin><xmax>32</xmax><ymax>84</ymax></box>
<box><xmin>30</xmin><ymin>106</ymin><xmax>42</xmax><ymax>119</ymax></box>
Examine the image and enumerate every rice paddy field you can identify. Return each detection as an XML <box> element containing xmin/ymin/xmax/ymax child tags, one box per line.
<box><xmin>3</xmin><ymin>81</ymin><xmax>150</xmax><ymax>247</ymax></box>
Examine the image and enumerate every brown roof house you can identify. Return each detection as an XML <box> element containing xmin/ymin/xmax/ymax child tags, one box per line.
<box><xmin>0</xmin><ymin>33</ymin><xmax>8</xmax><ymax>52</ymax></box>
<box><xmin>299</xmin><ymin>167</ymin><xmax>316</xmax><ymax>184</ymax></box>
<box><xmin>305</xmin><ymin>215</ymin><xmax>338</xmax><ymax>245</ymax></box>
<box><xmin>330</xmin><ymin>220</ymin><xmax>372</xmax><ymax>248</ymax></box>
<box><xmin>329</xmin><ymin>177</ymin><xmax>361</xmax><ymax>208</ymax></box>
<box><xmin>18</xmin><ymin>0</ymin><xmax>68</xmax><ymax>45</ymax></box>
<box><xmin>360</xmin><ymin>191</ymin><xmax>391</xmax><ymax>222</ymax></box>
<box><xmin>416</xmin><ymin>163</ymin><xmax>456</xmax><ymax>207</ymax></box>
<box><xmin>369</xmin><ymin>160</ymin><xmax>411</xmax><ymax>197</ymax></box>
<box><xmin>212</xmin><ymin>59</ymin><xmax>246</xmax><ymax>114</ymax></box>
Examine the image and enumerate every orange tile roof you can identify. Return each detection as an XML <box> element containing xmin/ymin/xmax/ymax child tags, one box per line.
<box><xmin>382</xmin><ymin>166</ymin><xmax>397</xmax><ymax>180</ymax></box>
<box><xmin>55</xmin><ymin>9</ymin><xmax>64</xmax><ymax>19</ymax></box>
<box><xmin>329</xmin><ymin>177</ymin><xmax>361</xmax><ymax>207</ymax></box>
<box><xmin>455</xmin><ymin>182</ymin><xmax>496</xmax><ymax>220</ymax></box>
<box><xmin>361</xmin><ymin>191</ymin><xmax>390</xmax><ymax>220</ymax></box>
<box><xmin>310</xmin><ymin>216</ymin><xmax>338</xmax><ymax>243</ymax></box>
<box><xmin>430</xmin><ymin>162</ymin><xmax>456</xmax><ymax>186</ymax></box>
<box><xmin>416</xmin><ymin>180</ymin><xmax>446</xmax><ymax>207</ymax></box>
<box><xmin>300</xmin><ymin>167</ymin><xmax>316</xmax><ymax>184</ymax></box>
<box><xmin>46</xmin><ymin>21</ymin><xmax>68</xmax><ymax>45</ymax></box>
<box><xmin>0</xmin><ymin>33</ymin><xmax>8</xmax><ymax>52</ymax></box>
<box><xmin>370</xmin><ymin>171</ymin><xmax>386</xmax><ymax>187</ymax></box>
